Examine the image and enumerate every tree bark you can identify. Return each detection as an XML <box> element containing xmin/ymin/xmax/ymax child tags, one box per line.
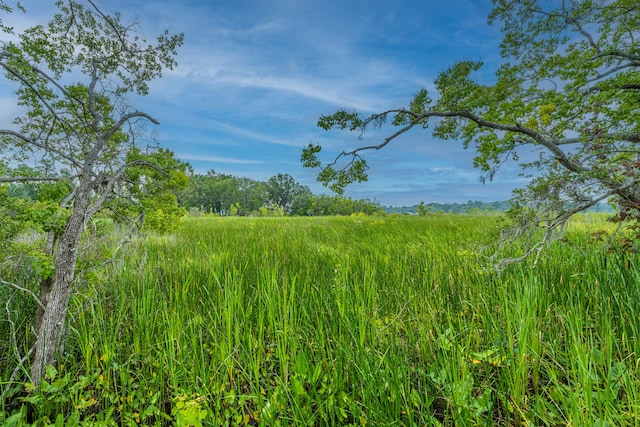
<box><xmin>30</xmin><ymin>186</ymin><xmax>89</xmax><ymax>384</ymax></box>
<box><xmin>34</xmin><ymin>277</ymin><xmax>52</xmax><ymax>336</ymax></box>
<box><xmin>35</xmin><ymin>231</ymin><xmax>57</xmax><ymax>334</ymax></box>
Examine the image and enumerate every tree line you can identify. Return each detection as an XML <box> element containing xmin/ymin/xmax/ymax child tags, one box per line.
<box><xmin>384</xmin><ymin>200</ymin><xmax>512</xmax><ymax>215</ymax></box>
<box><xmin>178</xmin><ymin>171</ymin><xmax>382</xmax><ymax>217</ymax></box>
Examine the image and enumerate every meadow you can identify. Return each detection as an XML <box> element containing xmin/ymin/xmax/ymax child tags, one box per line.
<box><xmin>2</xmin><ymin>214</ymin><xmax>640</xmax><ymax>426</ymax></box>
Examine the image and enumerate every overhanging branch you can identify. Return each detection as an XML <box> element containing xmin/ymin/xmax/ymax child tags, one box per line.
<box><xmin>0</xmin><ymin>57</ymin><xmax>85</xmax><ymax>143</ymax></box>
<box><xmin>0</xmin><ymin>175</ymin><xmax>79</xmax><ymax>183</ymax></box>
<box><xmin>103</xmin><ymin>111</ymin><xmax>159</xmax><ymax>141</ymax></box>
<box><xmin>84</xmin><ymin>158</ymin><xmax>170</xmax><ymax>219</ymax></box>
<box><xmin>330</xmin><ymin>108</ymin><xmax>585</xmax><ymax>175</ymax></box>
<box><xmin>0</xmin><ymin>129</ymin><xmax>83</xmax><ymax>169</ymax></box>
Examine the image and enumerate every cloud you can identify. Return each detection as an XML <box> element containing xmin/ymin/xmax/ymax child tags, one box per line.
<box><xmin>141</xmin><ymin>0</ymin><xmax>433</xmax><ymax>113</ymax></box>
<box><xmin>209</xmin><ymin>73</ymin><xmax>385</xmax><ymax>112</ymax></box>
<box><xmin>202</xmin><ymin>120</ymin><xmax>304</xmax><ymax>147</ymax></box>
<box><xmin>177</xmin><ymin>153</ymin><xmax>264</xmax><ymax>165</ymax></box>
<box><xmin>4</xmin><ymin>0</ymin><xmax>525</xmax><ymax>205</ymax></box>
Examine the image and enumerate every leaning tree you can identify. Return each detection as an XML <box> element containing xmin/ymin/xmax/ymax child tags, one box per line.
<box><xmin>302</xmin><ymin>0</ymin><xmax>640</xmax><ymax>262</ymax></box>
<box><xmin>0</xmin><ymin>0</ymin><xmax>185</xmax><ymax>383</ymax></box>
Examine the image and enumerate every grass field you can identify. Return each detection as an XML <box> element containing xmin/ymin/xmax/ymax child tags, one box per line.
<box><xmin>2</xmin><ymin>215</ymin><xmax>640</xmax><ymax>425</ymax></box>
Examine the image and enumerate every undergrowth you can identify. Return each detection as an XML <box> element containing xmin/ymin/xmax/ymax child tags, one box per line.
<box><xmin>1</xmin><ymin>215</ymin><xmax>639</xmax><ymax>425</ymax></box>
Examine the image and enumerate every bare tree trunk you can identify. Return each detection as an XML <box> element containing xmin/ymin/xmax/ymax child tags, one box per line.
<box><xmin>30</xmin><ymin>275</ymin><xmax>73</xmax><ymax>383</ymax></box>
<box><xmin>34</xmin><ymin>277</ymin><xmax>52</xmax><ymax>335</ymax></box>
<box><xmin>30</xmin><ymin>197</ymin><xmax>87</xmax><ymax>384</ymax></box>
<box><xmin>35</xmin><ymin>232</ymin><xmax>57</xmax><ymax>334</ymax></box>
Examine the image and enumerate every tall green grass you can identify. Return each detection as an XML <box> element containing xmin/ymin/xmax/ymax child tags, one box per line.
<box><xmin>2</xmin><ymin>215</ymin><xmax>639</xmax><ymax>425</ymax></box>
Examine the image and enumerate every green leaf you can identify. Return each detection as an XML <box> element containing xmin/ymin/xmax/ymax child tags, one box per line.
<box><xmin>291</xmin><ymin>376</ymin><xmax>307</xmax><ymax>396</ymax></box>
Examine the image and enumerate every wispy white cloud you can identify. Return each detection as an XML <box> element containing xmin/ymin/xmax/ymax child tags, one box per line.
<box><xmin>177</xmin><ymin>154</ymin><xmax>264</xmax><ymax>165</ymax></box>
<box><xmin>3</xmin><ymin>0</ymin><xmax>522</xmax><ymax>205</ymax></box>
<box><xmin>150</xmin><ymin>1</ymin><xmax>431</xmax><ymax>113</ymax></box>
<box><xmin>210</xmin><ymin>73</ymin><xmax>389</xmax><ymax>112</ymax></box>
<box><xmin>423</xmin><ymin>166</ymin><xmax>482</xmax><ymax>182</ymax></box>
<box><xmin>204</xmin><ymin>120</ymin><xmax>302</xmax><ymax>147</ymax></box>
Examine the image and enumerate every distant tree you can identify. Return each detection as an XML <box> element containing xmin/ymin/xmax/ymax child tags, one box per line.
<box><xmin>302</xmin><ymin>0</ymin><xmax>640</xmax><ymax>259</ymax></box>
<box><xmin>0</xmin><ymin>0</ymin><xmax>184</xmax><ymax>383</ymax></box>
<box><xmin>352</xmin><ymin>198</ymin><xmax>382</xmax><ymax>215</ymax></box>
<box><xmin>180</xmin><ymin>171</ymin><xmax>240</xmax><ymax>214</ymax></box>
<box><xmin>237</xmin><ymin>177</ymin><xmax>269</xmax><ymax>215</ymax></box>
<box><xmin>181</xmin><ymin>172</ymin><xmax>311</xmax><ymax>216</ymax></box>
<box><xmin>267</xmin><ymin>173</ymin><xmax>310</xmax><ymax>214</ymax></box>
<box><xmin>416</xmin><ymin>201</ymin><xmax>429</xmax><ymax>216</ymax></box>
<box><xmin>179</xmin><ymin>171</ymin><xmax>382</xmax><ymax>217</ymax></box>
<box><xmin>228</xmin><ymin>202</ymin><xmax>241</xmax><ymax>216</ymax></box>
<box><xmin>290</xmin><ymin>188</ymin><xmax>314</xmax><ymax>215</ymax></box>
<box><xmin>294</xmin><ymin>194</ymin><xmax>380</xmax><ymax>216</ymax></box>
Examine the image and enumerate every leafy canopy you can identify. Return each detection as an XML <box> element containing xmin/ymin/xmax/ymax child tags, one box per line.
<box><xmin>0</xmin><ymin>0</ymin><xmax>187</xmax><ymax>228</ymax></box>
<box><xmin>303</xmin><ymin>0</ymin><xmax>640</xmax><ymax>249</ymax></box>
<box><xmin>0</xmin><ymin>0</ymin><xmax>186</xmax><ymax>383</ymax></box>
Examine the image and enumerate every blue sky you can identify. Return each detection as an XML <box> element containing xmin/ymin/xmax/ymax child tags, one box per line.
<box><xmin>3</xmin><ymin>0</ymin><xmax>532</xmax><ymax>205</ymax></box>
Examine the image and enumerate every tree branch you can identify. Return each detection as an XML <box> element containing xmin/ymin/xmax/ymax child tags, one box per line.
<box><xmin>0</xmin><ymin>278</ymin><xmax>46</xmax><ymax>310</ymax></box>
<box><xmin>533</xmin><ymin>7</ymin><xmax>600</xmax><ymax>54</ymax></box>
<box><xmin>586</xmin><ymin>62</ymin><xmax>640</xmax><ymax>86</ymax></box>
<box><xmin>0</xmin><ymin>55</ymin><xmax>87</xmax><ymax>139</ymax></box>
<box><xmin>0</xmin><ymin>129</ymin><xmax>83</xmax><ymax>168</ymax></box>
<box><xmin>333</xmin><ymin>108</ymin><xmax>585</xmax><ymax>174</ymax></box>
<box><xmin>555</xmin><ymin>132</ymin><xmax>640</xmax><ymax>145</ymax></box>
<box><xmin>84</xmin><ymin>158</ymin><xmax>169</xmax><ymax>219</ymax></box>
<box><xmin>103</xmin><ymin>111</ymin><xmax>160</xmax><ymax>142</ymax></box>
<box><xmin>87</xmin><ymin>65</ymin><xmax>101</xmax><ymax>132</ymax></box>
<box><xmin>0</xmin><ymin>175</ymin><xmax>79</xmax><ymax>183</ymax></box>
<box><xmin>0</xmin><ymin>58</ymin><xmax>59</xmax><ymax>116</ymax></box>
<box><xmin>595</xmin><ymin>50</ymin><xmax>640</xmax><ymax>63</ymax></box>
<box><xmin>86</xmin><ymin>0</ymin><xmax>135</xmax><ymax>54</ymax></box>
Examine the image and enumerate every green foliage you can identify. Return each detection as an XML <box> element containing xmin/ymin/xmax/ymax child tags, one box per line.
<box><xmin>433</xmin><ymin>60</ymin><xmax>483</xmax><ymax>112</ymax></box>
<box><xmin>1</xmin><ymin>0</ymin><xmax>186</xmax><ymax>383</ymax></box>
<box><xmin>118</xmin><ymin>147</ymin><xmax>189</xmax><ymax>232</ymax></box>
<box><xmin>172</xmin><ymin>394</ymin><xmax>207</xmax><ymax>427</ymax></box>
<box><xmin>179</xmin><ymin>170</ymin><xmax>380</xmax><ymax>217</ymax></box>
<box><xmin>416</xmin><ymin>201</ymin><xmax>429</xmax><ymax>216</ymax></box>
<box><xmin>303</xmin><ymin>0</ymin><xmax>640</xmax><ymax>245</ymax></box>
<box><xmin>301</xmin><ymin>142</ymin><xmax>369</xmax><ymax>195</ymax></box>
<box><xmin>0</xmin><ymin>185</ymin><xmax>24</xmax><ymax>254</ymax></box>
<box><xmin>317</xmin><ymin>110</ymin><xmax>363</xmax><ymax>131</ymax></box>
<box><xmin>300</xmin><ymin>143</ymin><xmax>322</xmax><ymax>169</ymax></box>
<box><xmin>144</xmin><ymin>206</ymin><xmax>185</xmax><ymax>233</ymax></box>
<box><xmin>392</xmin><ymin>87</ymin><xmax>431</xmax><ymax>127</ymax></box>
<box><xmin>257</xmin><ymin>204</ymin><xmax>285</xmax><ymax>217</ymax></box>
<box><xmin>266</xmin><ymin>173</ymin><xmax>310</xmax><ymax>214</ymax></box>
<box><xmin>2</xmin><ymin>215</ymin><xmax>640</xmax><ymax>424</ymax></box>
<box><xmin>1</xmin><ymin>165</ymin><xmax>72</xmax><ymax>238</ymax></box>
<box><xmin>3</xmin><ymin>359</ymin><xmax>173</xmax><ymax>426</ymax></box>
<box><xmin>228</xmin><ymin>202</ymin><xmax>240</xmax><ymax>216</ymax></box>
